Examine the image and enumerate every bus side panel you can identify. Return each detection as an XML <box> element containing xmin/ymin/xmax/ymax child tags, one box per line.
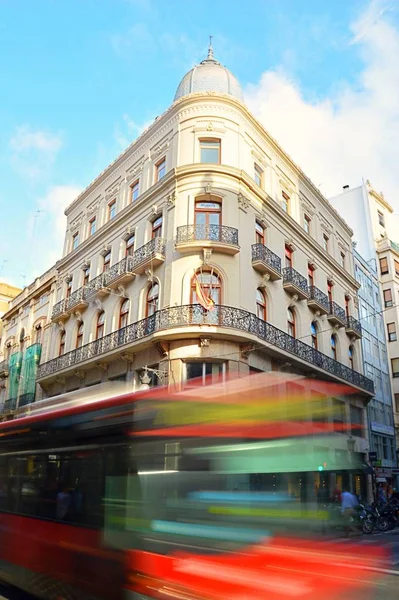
<box><xmin>0</xmin><ymin>513</ymin><xmax>123</xmax><ymax>600</ymax></box>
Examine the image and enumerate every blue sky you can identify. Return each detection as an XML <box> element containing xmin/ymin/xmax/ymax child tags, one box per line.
<box><xmin>1</xmin><ymin>0</ymin><xmax>398</xmax><ymax>287</ymax></box>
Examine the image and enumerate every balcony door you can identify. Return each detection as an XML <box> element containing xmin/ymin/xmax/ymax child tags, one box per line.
<box><xmin>194</xmin><ymin>201</ymin><xmax>221</xmax><ymax>241</ymax></box>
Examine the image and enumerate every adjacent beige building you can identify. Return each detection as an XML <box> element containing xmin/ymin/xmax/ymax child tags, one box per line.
<box><xmin>1</xmin><ymin>46</ymin><xmax>374</xmax><ymax>496</ymax></box>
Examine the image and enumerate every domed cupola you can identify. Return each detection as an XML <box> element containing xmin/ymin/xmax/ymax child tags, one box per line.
<box><xmin>174</xmin><ymin>41</ymin><xmax>243</xmax><ymax>102</ymax></box>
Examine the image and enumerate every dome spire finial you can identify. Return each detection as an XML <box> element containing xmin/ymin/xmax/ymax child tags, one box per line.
<box><xmin>207</xmin><ymin>35</ymin><xmax>214</xmax><ymax>60</ymax></box>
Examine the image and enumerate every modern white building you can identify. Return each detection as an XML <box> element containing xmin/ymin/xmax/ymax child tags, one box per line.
<box><xmin>1</xmin><ymin>45</ymin><xmax>374</xmax><ymax>499</ymax></box>
<box><xmin>330</xmin><ymin>181</ymin><xmax>399</xmax><ymax>486</ymax></box>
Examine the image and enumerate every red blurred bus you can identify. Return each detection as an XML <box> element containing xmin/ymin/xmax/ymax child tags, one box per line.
<box><xmin>0</xmin><ymin>373</ymin><xmax>387</xmax><ymax>600</ymax></box>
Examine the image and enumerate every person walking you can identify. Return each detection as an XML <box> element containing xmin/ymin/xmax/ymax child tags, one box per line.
<box><xmin>341</xmin><ymin>488</ymin><xmax>359</xmax><ymax>536</ymax></box>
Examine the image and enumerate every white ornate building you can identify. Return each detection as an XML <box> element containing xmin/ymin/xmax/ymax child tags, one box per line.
<box><xmin>2</xmin><ymin>45</ymin><xmax>374</xmax><ymax>496</ymax></box>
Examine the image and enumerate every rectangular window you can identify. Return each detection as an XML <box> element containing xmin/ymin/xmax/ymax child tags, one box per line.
<box><xmin>383</xmin><ymin>288</ymin><xmax>393</xmax><ymax>307</ymax></box>
<box><xmin>131</xmin><ymin>180</ymin><xmax>139</xmax><ymax>202</ymax></box>
<box><xmin>185</xmin><ymin>362</ymin><xmax>225</xmax><ymax>386</ymax></box>
<box><xmin>395</xmin><ymin>394</ymin><xmax>399</xmax><ymax>413</ymax></box>
<box><xmin>126</xmin><ymin>234</ymin><xmax>135</xmax><ymax>257</ymax></box>
<box><xmin>378</xmin><ymin>210</ymin><xmax>385</xmax><ymax>227</ymax></box>
<box><xmin>108</xmin><ymin>200</ymin><xmax>116</xmax><ymax>221</ymax></box>
<box><xmin>323</xmin><ymin>234</ymin><xmax>329</xmax><ymax>252</ymax></box>
<box><xmin>89</xmin><ymin>216</ymin><xmax>96</xmax><ymax>236</ymax></box>
<box><xmin>392</xmin><ymin>358</ymin><xmax>399</xmax><ymax>378</ymax></box>
<box><xmin>103</xmin><ymin>251</ymin><xmax>111</xmax><ymax>272</ymax></box>
<box><xmin>255</xmin><ymin>221</ymin><xmax>265</xmax><ymax>245</ymax></box>
<box><xmin>39</xmin><ymin>293</ymin><xmax>48</xmax><ymax>305</ymax></box>
<box><xmin>152</xmin><ymin>216</ymin><xmax>163</xmax><ymax>239</ymax></box>
<box><xmin>379</xmin><ymin>257</ymin><xmax>389</xmax><ymax>275</ymax></box>
<box><xmin>83</xmin><ymin>266</ymin><xmax>90</xmax><ymax>286</ymax></box>
<box><xmin>327</xmin><ymin>281</ymin><xmax>333</xmax><ymax>303</ymax></box>
<box><xmin>72</xmin><ymin>232</ymin><xmax>79</xmax><ymax>250</ymax></box>
<box><xmin>285</xmin><ymin>245</ymin><xmax>293</xmax><ymax>269</ymax></box>
<box><xmin>254</xmin><ymin>164</ymin><xmax>263</xmax><ymax>187</ymax></box>
<box><xmin>308</xmin><ymin>264</ymin><xmax>314</xmax><ymax>287</ymax></box>
<box><xmin>200</xmin><ymin>139</ymin><xmax>221</xmax><ymax>164</ymax></box>
<box><xmin>281</xmin><ymin>190</ymin><xmax>290</xmax><ymax>213</ymax></box>
<box><xmin>155</xmin><ymin>158</ymin><xmax>166</xmax><ymax>181</ymax></box>
<box><xmin>388</xmin><ymin>322</ymin><xmax>397</xmax><ymax>342</ymax></box>
<box><xmin>304</xmin><ymin>215</ymin><xmax>311</xmax><ymax>234</ymax></box>
<box><xmin>66</xmin><ymin>279</ymin><xmax>72</xmax><ymax>298</ymax></box>
<box><xmin>395</xmin><ymin>260</ymin><xmax>399</xmax><ymax>277</ymax></box>
<box><xmin>350</xmin><ymin>405</ymin><xmax>364</xmax><ymax>437</ymax></box>
<box><xmin>340</xmin><ymin>252</ymin><xmax>346</xmax><ymax>268</ymax></box>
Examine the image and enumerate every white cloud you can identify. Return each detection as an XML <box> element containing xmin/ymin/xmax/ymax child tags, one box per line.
<box><xmin>9</xmin><ymin>125</ymin><xmax>63</xmax><ymax>180</ymax></box>
<box><xmin>244</xmin><ymin>0</ymin><xmax>399</xmax><ymax>214</ymax></box>
<box><xmin>114</xmin><ymin>113</ymin><xmax>155</xmax><ymax>149</ymax></box>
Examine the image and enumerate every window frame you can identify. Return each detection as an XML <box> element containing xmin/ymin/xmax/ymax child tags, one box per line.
<box><xmin>155</xmin><ymin>158</ymin><xmax>166</xmax><ymax>182</ymax></box>
<box><xmin>72</xmin><ymin>232</ymin><xmax>79</xmax><ymax>251</ymax></box>
<box><xmin>119</xmin><ymin>299</ymin><xmax>130</xmax><ymax>329</ymax></box>
<box><xmin>199</xmin><ymin>138</ymin><xmax>221</xmax><ymax>164</ymax></box>
<box><xmin>310</xmin><ymin>321</ymin><xmax>318</xmax><ymax>350</ymax></box>
<box><xmin>108</xmin><ymin>200</ymin><xmax>116</xmax><ymax>221</ymax></box>
<box><xmin>281</xmin><ymin>190</ymin><xmax>290</xmax><ymax>213</ymax></box>
<box><xmin>387</xmin><ymin>322</ymin><xmax>397</xmax><ymax>342</ymax></box>
<box><xmin>383</xmin><ymin>288</ymin><xmax>393</xmax><ymax>307</ymax></box>
<box><xmin>303</xmin><ymin>214</ymin><xmax>311</xmax><ymax>234</ymax></box>
<box><xmin>152</xmin><ymin>216</ymin><xmax>163</xmax><ymax>239</ymax></box>
<box><xmin>254</xmin><ymin>164</ymin><xmax>263</xmax><ymax>187</ymax></box>
<box><xmin>194</xmin><ymin>200</ymin><xmax>222</xmax><ymax>227</ymax></box>
<box><xmin>340</xmin><ymin>252</ymin><xmax>346</xmax><ymax>268</ymax></box>
<box><xmin>125</xmin><ymin>234</ymin><xmax>135</xmax><ymax>257</ymax></box>
<box><xmin>131</xmin><ymin>180</ymin><xmax>139</xmax><ymax>202</ymax></box>
<box><xmin>308</xmin><ymin>264</ymin><xmax>315</xmax><ymax>287</ymax></box>
<box><xmin>103</xmin><ymin>251</ymin><xmax>111</xmax><ymax>273</ymax></box>
<box><xmin>59</xmin><ymin>331</ymin><xmax>66</xmax><ymax>356</ymax></box>
<box><xmin>146</xmin><ymin>282</ymin><xmax>159</xmax><ymax>317</ymax></box>
<box><xmin>395</xmin><ymin>260</ymin><xmax>399</xmax><ymax>277</ymax></box>
<box><xmin>256</xmin><ymin>288</ymin><xmax>267</xmax><ymax>321</ymax></box>
<box><xmin>287</xmin><ymin>307</ymin><xmax>296</xmax><ymax>338</ymax></box>
<box><xmin>66</xmin><ymin>279</ymin><xmax>72</xmax><ymax>299</ymax></box>
<box><xmin>255</xmin><ymin>220</ymin><xmax>265</xmax><ymax>245</ymax></box>
<box><xmin>88</xmin><ymin>216</ymin><xmax>96</xmax><ymax>237</ymax></box>
<box><xmin>96</xmin><ymin>312</ymin><xmax>105</xmax><ymax>340</ymax></box>
<box><xmin>83</xmin><ymin>266</ymin><xmax>90</xmax><ymax>286</ymax></box>
<box><xmin>322</xmin><ymin>233</ymin><xmax>329</xmax><ymax>253</ymax></box>
<box><xmin>76</xmin><ymin>322</ymin><xmax>84</xmax><ymax>348</ymax></box>
<box><xmin>285</xmin><ymin>245</ymin><xmax>293</xmax><ymax>269</ymax></box>
<box><xmin>190</xmin><ymin>270</ymin><xmax>222</xmax><ymax>306</ymax></box>
<box><xmin>348</xmin><ymin>345</ymin><xmax>354</xmax><ymax>369</ymax></box>
<box><xmin>379</xmin><ymin>257</ymin><xmax>389</xmax><ymax>275</ymax></box>
<box><xmin>331</xmin><ymin>334</ymin><xmax>337</xmax><ymax>361</ymax></box>
<box><xmin>378</xmin><ymin>210</ymin><xmax>385</xmax><ymax>227</ymax></box>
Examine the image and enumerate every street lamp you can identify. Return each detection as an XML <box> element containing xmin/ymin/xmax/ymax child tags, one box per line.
<box><xmin>139</xmin><ymin>365</ymin><xmax>168</xmax><ymax>390</ymax></box>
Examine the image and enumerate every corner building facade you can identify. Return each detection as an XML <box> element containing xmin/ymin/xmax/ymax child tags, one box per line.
<box><xmin>37</xmin><ymin>49</ymin><xmax>373</xmax><ymax>498</ymax></box>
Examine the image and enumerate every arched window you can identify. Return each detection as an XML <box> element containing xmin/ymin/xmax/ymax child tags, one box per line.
<box><xmin>348</xmin><ymin>345</ymin><xmax>354</xmax><ymax>369</ymax></box>
<box><xmin>331</xmin><ymin>334</ymin><xmax>337</xmax><ymax>360</ymax></box>
<box><xmin>34</xmin><ymin>324</ymin><xmax>42</xmax><ymax>345</ymax></box>
<box><xmin>287</xmin><ymin>308</ymin><xmax>296</xmax><ymax>338</ymax></box>
<box><xmin>59</xmin><ymin>330</ymin><xmax>66</xmax><ymax>356</ymax></box>
<box><xmin>191</xmin><ymin>270</ymin><xmax>222</xmax><ymax>306</ymax></box>
<box><xmin>256</xmin><ymin>289</ymin><xmax>267</xmax><ymax>321</ymax></box>
<box><xmin>119</xmin><ymin>299</ymin><xmax>130</xmax><ymax>329</ymax></box>
<box><xmin>146</xmin><ymin>283</ymin><xmax>159</xmax><ymax>317</ymax></box>
<box><xmin>311</xmin><ymin>321</ymin><xmax>318</xmax><ymax>350</ymax></box>
<box><xmin>96</xmin><ymin>312</ymin><xmax>105</xmax><ymax>340</ymax></box>
<box><xmin>76</xmin><ymin>322</ymin><xmax>84</xmax><ymax>348</ymax></box>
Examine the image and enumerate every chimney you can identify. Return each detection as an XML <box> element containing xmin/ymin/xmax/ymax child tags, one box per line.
<box><xmin>343</xmin><ymin>185</ymin><xmax>349</xmax><ymax>191</ymax></box>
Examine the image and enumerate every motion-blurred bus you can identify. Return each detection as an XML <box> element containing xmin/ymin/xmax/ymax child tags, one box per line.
<box><xmin>0</xmin><ymin>373</ymin><xmax>387</xmax><ymax>600</ymax></box>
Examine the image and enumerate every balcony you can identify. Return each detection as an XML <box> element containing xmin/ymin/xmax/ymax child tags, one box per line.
<box><xmin>176</xmin><ymin>225</ymin><xmax>239</xmax><ymax>255</ymax></box>
<box><xmin>66</xmin><ymin>287</ymin><xmax>88</xmax><ymax>312</ymax></box>
<box><xmin>0</xmin><ymin>360</ymin><xmax>8</xmax><ymax>378</ymax></box>
<box><xmin>131</xmin><ymin>237</ymin><xmax>166</xmax><ymax>275</ymax></box>
<box><xmin>84</xmin><ymin>273</ymin><xmax>109</xmax><ymax>301</ymax></box>
<box><xmin>3</xmin><ymin>398</ymin><xmax>16</xmax><ymax>413</ymax></box>
<box><xmin>307</xmin><ymin>286</ymin><xmax>329</xmax><ymax>315</ymax></box>
<box><xmin>37</xmin><ymin>304</ymin><xmax>373</xmax><ymax>394</ymax></box>
<box><xmin>282</xmin><ymin>268</ymin><xmax>309</xmax><ymax>300</ymax></box>
<box><xmin>327</xmin><ymin>301</ymin><xmax>346</xmax><ymax>327</ymax></box>
<box><xmin>103</xmin><ymin>256</ymin><xmax>135</xmax><ymax>289</ymax></box>
<box><xmin>51</xmin><ymin>299</ymin><xmax>69</xmax><ymax>322</ymax></box>
<box><xmin>251</xmin><ymin>244</ymin><xmax>282</xmax><ymax>280</ymax></box>
<box><xmin>346</xmin><ymin>316</ymin><xmax>362</xmax><ymax>339</ymax></box>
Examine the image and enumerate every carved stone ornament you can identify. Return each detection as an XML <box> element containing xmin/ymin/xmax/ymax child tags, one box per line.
<box><xmin>74</xmin><ymin>311</ymin><xmax>82</xmax><ymax>321</ymax></box>
<box><xmin>151</xmin><ymin>204</ymin><xmax>158</xmax><ymax>216</ymax></box>
<box><xmin>259</xmin><ymin>274</ymin><xmax>271</xmax><ymax>288</ymax></box>
<box><xmin>204</xmin><ymin>183</ymin><xmax>212</xmax><ymax>195</ymax></box>
<box><xmin>202</xmin><ymin>249</ymin><xmax>213</xmax><ymax>265</ymax></box>
<box><xmin>240</xmin><ymin>343</ymin><xmax>256</xmax><ymax>359</ymax></box>
<box><xmin>87</xmin><ymin>198</ymin><xmax>100</xmax><ymax>216</ymax></box>
<box><xmin>121</xmin><ymin>352</ymin><xmax>134</xmax><ymax>363</ymax></box>
<box><xmin>95</xmin><ymin>363</ymin><xmax>108</xmax><ymax>372</ymax></box>
<box><xmin>200</xmin><ymin>338</ymin><xmax>211</xmax><ymax>348</ymax></box>
<box><xmin>101</xmin><ymin>244</ymin><xmax>111</xmax><ymax>256</ymax></box>
<box><xmin>70</xmin><ymin>213</ymin><xmax>83</xmax><ymax>230</ymax></box>
<box><xmin>73</xmin><ymin>370</ymin><xmax>85</xmax><ymax>380</ymax></box>
<box><xmin>290</xmin><ymin>294</ymin><xmax>299</xmax><ymax>306</ymax></box>
<box><xmin>207</xmin><ymin>122</ymin><xmax>213</xmax><ymax>131</ymax></box>
<box><xmin>238</xmin><ymin>192</ymin><xmax>250</xmax><ymax>212</ymax></box>
<box><xmin>94</xmin><ymin>299</ymin><xmax>103</xmax><ymax>311</ymax></box>
<box><xmin>64</xmin><ymin>274</ymin><xmax>72</xmax><ymax>283</ymax></box>
<box><xmin>155</xmin><ymin>341</ymin><xmax>169</xmax><ymax>357</ymax></box>
<box><xmin>57</xmin><ymin>322</ymin><xmax>65</xmax><ymax>331</ymax></box>
<box><xmin>166</xmin><ymin>191</ymin><xmax>176</xmax><ymax>208</ymax></box>
<box><xmin>145</xmin><ymin>268</ymin><xmax>153</xmax><ymax>282</ymax></box>
<box><xmin>56</xmin><ymin>279</ymin><xmax>63</xmax><ymax>291</ymax></box>
<box><xmin>105</xmin><ymin>183</ymin><xmax>120</xmax><ymax>201</ymax></box>
<box><xmin>117</xmin><ymin>285</ymin><xmax>128</xmax><ymax>297</ymax></box>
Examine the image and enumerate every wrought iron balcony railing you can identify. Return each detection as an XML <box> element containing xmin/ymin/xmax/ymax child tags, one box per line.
<box><xmin>328</xmin><ymin>301</ymin><xmax>346</xmax><ymax>322</ymax></box>
<box><xmin>346</xmin><ymin>316</ymin><xmax>362</xmax><ymax>337</ymax></box>
<box><xmin>52</xmin><ymin>299</ymin><xmax>67</xmax><ymax>320</ymax></box>
<box><xmin>66</xmin><ymin>286</ymin><xmax>87</xmax><ymax>311</ymax></box>
<box><xmin>176</xmin><ymin>224</ymin><xmax>239</xmax><ymax>246</ymax></box>
<box><xmin>84</xmin><ymin>272</ymin><xmax>107</xmax><ymax>300</ymax></box>
<box><xmin>38</xmin><ymin>304</ymin><xmax>373</xmax><ymax>394</ymax></box>
<box><xmin>251</xmin><ymin>243</ymin><xmax>281</xmax><ymax>274</ymax></box>
<box><xmin>307</xmin><ymin>286</ymin><xmax>329</xmax><ymax>312</ymax></box>
<box><xmin>132</xmin><ymin>237</ymin><xmax>165</xmax><ymax>268</ymax></box>
<box><xmin>283</xmin><ymin>267</ymin><xmax>309</xmax><ymax>296</ymax></box>
<box><xmin>103</xmin><ymin>256</ymin><xmax>135</xmax><ymax>287</ymax></box>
